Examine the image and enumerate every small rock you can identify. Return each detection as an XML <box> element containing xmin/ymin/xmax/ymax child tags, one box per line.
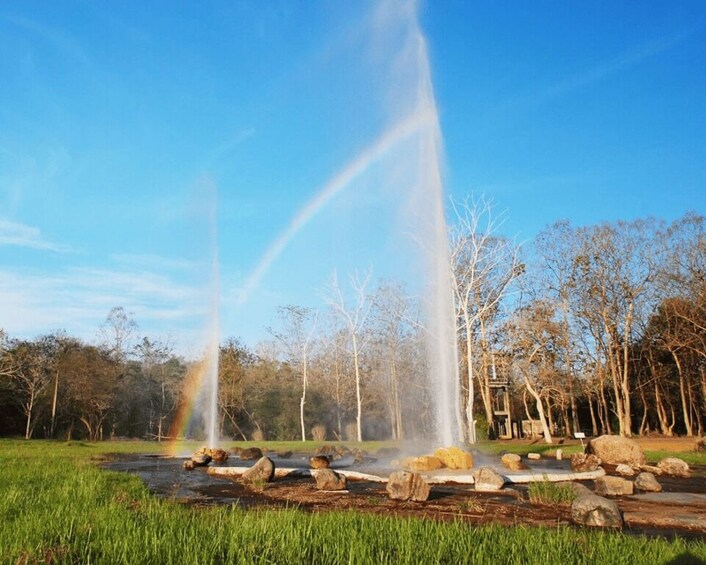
<box><xmin>313</xmin><ymin>469</ymin><xmax>347</xmax><ymax>491</ymax></box>
<box><xmin>586</xmin><ymin>435</ymin><xmax>646</xmax><ymax>467</ymax></box>
<box><xmin>310</xmin><ymin>455</ymin><xmax>330</xmax><ymax>469</ymax></box>
<box><xmin>595</xmin><ymin>476</ymin><xmax>634</xmax><ymax>496</ymax></box>
<box><xmin>634</xmin><ymin>472</ymin><xmax>662</xmax><ymax>492</ymax></box>
<box><xmin>183</xmin><ymin>460</ymin><xmax>196</xmax><ymax>471</ymax></box>
<box><xmin>657</xmin><ymin>457</ymin><xmax>690</xmax><ymax>478</ymax></box>
<box><xmin>401</xmin><ymin>455</ymin><xmax>444</xmax><ymax>472</ymax></box>
<box><xmin>434</xmin><ymin>446</ymin><xmax>473</xmax><ymax>470</ymax></box>
<box><xmin>615</xmin><ymin>464</ymin><xmax>635</xmax><ymax>477</ymax></box>
<box><xmin>527</xmin><ymin>453</ymin><xmax>541</xmax><ymax>460</ymax></box>
<box><xmin>639</xmin><ymin>464</ymin><xmax>663</xmax><ymax>475</ymax></box>
<box><xmin>239</xmin><ymin>447</ymin><xmax>263</xmax><ymax>461</ymax></box>
<box><xmin>473</xmin><ymin>467</ymin><xmax>506</xmax><ymax>491</ymax></box>
<box><xmin>242</xmin><ymin>456</ymin><xmax>275</xmax><ymax>483</ymax></box>
<box><xmin>232</xmin><ymin>447</ymin><xmax>243</xmax><ymax>456</ymax></box>
<box><xmin>571</xmin><ymin>453</ymin><xmax>602</xmax><ymax>472</ymax></box>
<box><xmin>386</xmin><ymin>471</ymin><xmax>430</xmax><ymax>501</ymax></box>
<box><xmin>277</xmin><ymin>450</ymin><xmax>293</xmax><ymax>459</ymax></box>
<box><xmin>501</xmin><ymin>453</ymin><xmax>527</xmax><ymax>471</ymax></box>
<box><xmin>315</xmin><ymin>445</ymin><xmax>337</xmax><ymax>456</ymax></box>
<box><xmin>571</xmin><ymin>494</ymin><xmax>623</xmax><ymax>528</ymax></box>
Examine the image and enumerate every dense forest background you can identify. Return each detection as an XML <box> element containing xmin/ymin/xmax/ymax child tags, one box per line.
<box><xmin>2</xmin><ymin>201</ymin><xmax>705</xmax><ymax>443</ymax></box>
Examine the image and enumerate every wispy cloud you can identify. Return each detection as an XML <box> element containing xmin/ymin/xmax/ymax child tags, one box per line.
<box><xmin>0</xmin><ymin>264</ymin><xmax>210</xmax><ymax>354</ymax></box>
<box><xmin>112</xmin><ymin>253</ymin><xmax>196</xmax><ymax>271</ymax></box>
<box><xmin>1</xmin><ymin>13</ymin><xmax>90</xmax><ymax>66</ymax></box>
<box><xmin>498</xmin><ymin>30</ymin><xmax>695</xmax><ymax>113</ymax></box>
<box><xmin>0</xmin><ymin>220</ymin><xmax>71</xmax><ymax>252</ymax></box>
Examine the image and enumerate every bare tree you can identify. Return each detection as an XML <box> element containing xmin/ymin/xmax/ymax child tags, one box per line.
<box><xmin>449</xmin><ymin>195</ymin><xmax>522</xmax><ymax>442</ymax></box>
<box><xmin>324</xmin><ymin>270</ymin><xmax>372</xmax><ymax>442</ymax></box>
<box><xmin>369</xmin><ymin>280</ymin><xmax>415</xmax><ymax>440</ymax></box>
<box><xmin>270</xmin><ymin>306</ymin><xmax>318</xmax><ymax>441</ymax></box>
<box><xmin>2</xmin><ymin>338</ymin><xmax>54</xmax><ymax>439</ymax></box>
<box><xmin>99</xmin><ymin>307</ymin><xmax>138</xmax><ymax>363</ymax></box>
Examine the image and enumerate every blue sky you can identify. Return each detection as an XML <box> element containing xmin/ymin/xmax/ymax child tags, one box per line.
<box><xmin>1</xmin><ymin>1</ymin><xmax>705</xmax><ymax>354</ymax></box>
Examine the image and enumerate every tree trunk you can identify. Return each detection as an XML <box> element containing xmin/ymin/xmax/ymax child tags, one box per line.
<box><xmin>300</xmin><ymin>348</ymin><xmax>308</xmax><ymax>442</ymax></box>
<box><xmin>620</xmin><ymin>303</ymin><xmax>634</xmax><ymax>436</ymax></box>
<box><xmin>588</xmin><ymin>393</ymin><xmax>598</xmax><ymax>436</ymax></box>
<box><xmin>464</xmin><ymin>313</ymin><xmax>477</xmax><ymax>443</ymax></box>
<box><xmin>50</xmin><ymin>372</ymin><xmax>59</xmax><ymax>439</ymax></box>
<box><xmin>352</xmin><ymin>334</ymin><xmax>363</xmax><ymax>442</ymax></box>
<box><xmin>524</xmin><ymin>376</ymin><xmax>553</xmax><ymax>444</ymax></box>
<box><xmin>24</xmin><ymin>390</ymin><xmax>35</xmax><ymax>440</ymax></box>
<box><xmin>671</xmin><ymin>350</ymin><xmax>693</xmax><ymax>436</ymax></box>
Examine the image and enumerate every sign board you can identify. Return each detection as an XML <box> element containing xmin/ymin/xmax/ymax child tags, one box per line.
<box><xmin>574</xmin><ymin>432</ymin><xmax>586</xmax><ymax>439</ymax></box>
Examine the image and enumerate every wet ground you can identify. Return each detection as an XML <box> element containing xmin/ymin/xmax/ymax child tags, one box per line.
<box><xmin>104</xmin><ymin>453</ymin><xmax>706</xmax><ymax>541</ymax></box>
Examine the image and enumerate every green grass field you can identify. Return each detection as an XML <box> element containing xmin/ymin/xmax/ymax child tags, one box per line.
<box><xmin>1</xmin><ymin>439</ymin><xmax>704</xmax><ymax>564</ymax></box>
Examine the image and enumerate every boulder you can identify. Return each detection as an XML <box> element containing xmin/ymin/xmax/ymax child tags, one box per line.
<box><xmin>571</xmin><ymin>453</ymin><xmax>602</xmax><ymax>473</ymax></box>
<box><xmin>501</xmin><ymin>453</ymin><xmax>528</xmax><ymax>471</ymax></box>
<box><xmin>242</xmin><ymin>456</ymin><xmax>275</xmax><ymax>483</ymax></box>
<box><xmin>401</xmin><ymin>455</ymin><xmax>444</xmax><ymax>472</ymax></box>
<box><xmin>614</xmin><ymin>464</ymin><xmax>635</xmax><ymax>477</ymax></box>
<box><xmin>434</xmin><ymin>447</ymin><xmax>473</xmax><ymax>470</ymax></box>
<box><xmin>191</xmin><ymin>453</ymin><xmax>211</xmax><ymax>467</ymax></box>
<box><xmin>310</xmin><ymin>455</ymin><xmax>331</xmax><ymax>469</ymax></box>
<box><xmin>315</xmin><ymin>445</ymin><xmax>337</xmax><ymax>456</ymax></box>
<box><xmin>313</xmin><ymin>469</ymin><xmax>347</xmax><ymax>491</ymax></box>
<box><xmin>595</xmin><ymin>476</ymin><xmax>634</xmax><ymax>496</ymax></box>
<box><xmin>386</xmin><ymin>471</ymin><xmax>431</xmax><ymax>501</ymax></box>
<box><xmin>567</xmin><ymin>482</ymin><xmax>593</xmax><ymax>499</ymax></box>
<box><xmin>335</xmin><ymin>446</ymin><xmax>352</xmax><ymax>459</ymax></box>
<box><xmin>208</xmin><ymin>448</ymin><xmax>229</xmax><ymax>463</ymax></box>
<box><xmin>634</xmin><ymin>472</ymin><xmax>662</xmax><ymax>493</ymax></box>
<box><xmin>473</xmin><ymin>468</ymin><xmax>505</xmax><ymax>492</ymax></box>
<box><xmin>586</xmin><ymin>435</ymin><xmax>646</xmax><ymax>466</ymax></box>
<box><xmin>239</xmin><ymin>447</ymin><xmax>263</xmax><ymax>461</ymax></box>
<box><xmin>657</xmin><ymin>457</ymin><xmax>690</xmax><ymax>478</ymax></box>
<box><xmin>571</xmin><ymin>494</ymin><xmax>623</xmax><ymax>528</ymax></box>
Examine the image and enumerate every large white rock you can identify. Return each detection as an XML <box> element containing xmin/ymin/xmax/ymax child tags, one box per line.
<box><xmin>586</xmin><ymin>435</ymin><xmax>646</xmax><ymax>466</ymax></box>
<box><xmin>595</xmin><ymin>476</ymin><xmax>634</xmax><ymax>496</ymax></box>
<box><xmin>473</xmin><ymin>468</ymin><xmax>506</xmax><ymax>491</ymax></box>
<box><xmin>657</xmin><ymin>457</ymin><xmax>690</xmax><ymax>478</ymax></box>
<box><xmin>571</xmin><ymin>494</ymin><xmax>623</xmax><ymax>528</ymax></box>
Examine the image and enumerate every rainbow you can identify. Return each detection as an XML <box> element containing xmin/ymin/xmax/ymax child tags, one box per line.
<box><xmin>166</xmin><ymin>360</ymin><xmax>209</xmax><ymax>456</ymax></box>
<box><xmin>236</xmin><ymin>108</ymin><xmax>434</xmax><ymax>306</ymax></box>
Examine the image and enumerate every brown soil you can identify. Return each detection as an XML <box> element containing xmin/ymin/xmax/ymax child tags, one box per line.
<box><xmin>201</xmin><ymin>477</ymin><xmax>572</xmax><ymax>529</ymax></box>
<box><xmin>197</xmin><ymin>470</ymin><xmax>706</xmax><ymax>540</ymax></box>
<box><xmin>634</xmin><ymin>437</ymin><xmax>703</xmax><ymax>452</ymax></box>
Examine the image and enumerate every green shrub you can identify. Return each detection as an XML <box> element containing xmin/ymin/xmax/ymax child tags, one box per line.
<box><xmin>528</xmin><ymin>479</ymin><xmax>577</xmax><ymax>506</ymax></box>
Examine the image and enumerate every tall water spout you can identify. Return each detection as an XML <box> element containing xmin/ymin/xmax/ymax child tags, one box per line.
<box><xmin>398</xmin><ymin>3</ymin><xmax>463</xmax><ymax>446</ymax></box>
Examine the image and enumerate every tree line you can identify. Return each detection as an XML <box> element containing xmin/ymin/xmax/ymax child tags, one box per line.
<box><xmin>2</xmin><ymin>202</ymin><xmax>705</xmax><ymax>442</ymax></box>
